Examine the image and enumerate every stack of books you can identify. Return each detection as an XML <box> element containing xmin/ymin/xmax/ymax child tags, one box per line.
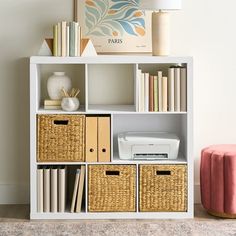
<box><xmin>44</xmin><ymin>100</ymin><xmax>61</xmax><ymax>110</ymax></box>
<box><xmin>137</xmin><ymin>66</ymin><xmax>187</xmax><ymax>112</ymax></box>
<box><xmin>53</xmin><ymin>21</ymin><xmax>81</xmax><ymax>57</ymax></box>
<box><xmin>70</xmin><ymin>166</ymin><xmax>86</xmax><ymax>213</ymax></box>
<box><xmin>37</xmin><ymin>166</ymin><xmax>67</xmax><ymax>213</ymax></box>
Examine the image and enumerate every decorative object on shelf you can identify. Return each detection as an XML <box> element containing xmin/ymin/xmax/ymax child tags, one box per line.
<box><xmin>81</xmin><ymin>39</ymin><xmax>97</xmax><ymax>57</ymax></box>
<box><xmin>118</xmin><ymin>132</ymin><xmax>180</xmax><ymax>160</ymax></box>
<box><xmin>47</xmin><ymin>72</ymin><xmax>72</xmax><ymax>100</ymax></box>
<box><xmin>61</xmin><ymin>88</ymin><xmax>80</xmax><ymax>111</ymax></box>
<box><xmin>77</xmin><ymin>0</ymin><xmax>152</xmax><ymax>54</ymax></box>
<box><xmin>38</xmin><ymin>38</ymin><xmax>53</xmax><ymax>56</ymax></box>
<box><xmin>140</xmin><ymin>0</ymin><xmax>182</xmax><ymax>56</ymax></box>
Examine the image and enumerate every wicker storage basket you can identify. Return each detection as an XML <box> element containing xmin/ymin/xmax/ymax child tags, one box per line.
<box><xmin>139</xmin><ymin>164</ymin><xmax>187</xmax><ymax>212</ymax></box>
<box><xmin>88</xmin><ymin>165</ymin><xmax>136</xmax><ymax>212</ymax></box>
<box><xmin>37</xmin><ymin>115</ymin><xmax>85</xmax><ymax>162</ymax></box>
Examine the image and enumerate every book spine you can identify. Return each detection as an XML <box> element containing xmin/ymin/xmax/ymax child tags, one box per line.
<box><xmin>51</xmin><ymin>167</ymin><xmax>58</xmax><ymax>212</ymax></box>
<box><xmin>59</xmin><ymin>166</ymin><xmax>66</xmax><ymax>212</ymax></box>
<box><xmin>144</xmin><ymin>73</ymin><xmax>149</xmax><ymax>112</ymax></box>
<box><xmin>162</xmin><ymin>76</ymin><xmax>168</xmax><ymax>112</ymax></box>
<box><xmin>174</xmin><ymin>67</ymin><xmax>181</xmax><ymax>112</ymax></box>
<box><xmin>77</xmin><ymin>25</ymin><xmax>81</xmax><ymax>56</ymax></box>
<box><xmin>137</xmin><ymin>69</ymin><xmax>142</xmax><ymax>112</ymax></box>
<box><xmin>66</xmin><ymin>26</ymin><xmax>70</xmax><ymax>57</ymax></box>
<box><xmin>44</xmin><ymin>100</ymin><xmax>61</xmax><ymax>106</ymax></box>
<box><xmin>158</xmin><ymin>71</ymin><xmax>163</xmax><ymax>112</ymax></box>
<box><xmin>168</xmin><ymin>67</ymin><xmax>175</xmax><ymax>112</ymax></box>
<box><xmin>153</xmin><ymin>76</ymin><xmax>158</xmax><ymax>112</ymax></box>
<box><xmin>61</xmin><ymin>21</ymin><xmax>67</xmax><ymax>57</ymax></box>
<box><xmin>141</xmin><ymin>73</ymin><xmax>145</xmax><ymax>112</ymax></box>
<box><xmin>53</xmin><ymin>25</ymin><xmax>58</xmax><ymax>56</ymax></box>
<box><xmin>43</xmin><ymin>167</ymin><xmax>50</xmax><ymax>212</ymax></box>
<box><xmin>69</xmin><ymin>22</ymin><xmax>74</xmax><ymax>57</ymax></box>
<box><xmin>180</xmin><ymin>67</ymin><xmax>187</xmax><ymax>111</ymax></box>
<box><xmin>37</xmin><ymin>168</ymin><xmax>44</xmax><ymax>212</ymax></box>
<box><xmin>149</xmin><ymin>75</ymin><xmax>154</xmax><ymax>112</ymax></box>
<box><xmin>57</xmin><ymin>22</ymin><xmax>61</xmax><ymax>57</ymax></box>
<box><xmin>74</xmin><ymin>22</ymin><xmax>78</xmax><ymax>56</ymax></box>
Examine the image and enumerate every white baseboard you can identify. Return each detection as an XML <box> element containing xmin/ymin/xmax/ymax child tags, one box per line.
<box><xmin>0</xmin><ymin>183</ymin><xmax>29</xmax><ymax>204</ymax></box>
<box><xmin>0</xmin><ymin>183</ymin><xmax>201</xmax><ymax>204</ymax></box>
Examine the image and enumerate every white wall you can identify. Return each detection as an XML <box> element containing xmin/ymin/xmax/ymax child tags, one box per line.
<box><xmin>0</xmin><ymin>0</ymin><xmax>236</xmax><ymax>204</ymax></box>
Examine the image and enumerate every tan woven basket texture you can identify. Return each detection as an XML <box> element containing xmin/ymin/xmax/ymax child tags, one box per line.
<box><xmin>139</xmin><ymin>164</ymin><xmax>187</xmax><ymax>212</ymax></box>
<box><xmin>37</xmin><ymin>115</ymin><xmax>85</xmax><ymax>162</ymax></box>
<box><xmin>88</xmin><ymin>165</ymin><xmax>136</xmax><ymax>212</ymax></box>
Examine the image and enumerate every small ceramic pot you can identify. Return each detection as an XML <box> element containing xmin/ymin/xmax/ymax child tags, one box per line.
<box><xmin>61</xmin><ymin>97</ymin><xmax>80</xmax><ymax>112</ymax></box>
<box><xmin>47</xmin><ymin>72</ymin><xmax>72</xmax><ymax>100</ymax></box>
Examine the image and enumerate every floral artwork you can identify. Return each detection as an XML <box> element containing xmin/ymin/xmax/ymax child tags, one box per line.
<box><xmin>85</xmin><ymin>0</ymin><xmax>146</xmax><ymax>38</ymax></box>
<box><xmin>78</xmin><ymin>0</ymin><xmax>151</xmax><ymax>53</ymax></box>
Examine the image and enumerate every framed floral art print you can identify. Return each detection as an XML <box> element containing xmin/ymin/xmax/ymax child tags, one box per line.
<box><xmin>78</xmin><ymin>0</ymin><xmax>152</xmax><ymax>54</ymax></box>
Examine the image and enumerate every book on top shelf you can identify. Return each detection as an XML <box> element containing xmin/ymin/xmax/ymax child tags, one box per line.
<box><xmin>158</xmin><ymin>71</ymin><xmax>163</xmax><ymax>112</ymax></box>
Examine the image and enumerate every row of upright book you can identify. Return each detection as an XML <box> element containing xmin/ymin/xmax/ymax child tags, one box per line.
<box><xmin>53</xmin><ymin>21</ymin><xmax>81</xmax><ymax>57</ymax></box>
<box><xmin>37</xmin><ymin>166</ymin><xmax>85</xmax><ymax>213</ymax></box>
<box><xmin>137</xmin><ymin>66</ymin><xmax>187</xmax><ymax>112</ymax></box>
<box><xmin>37</xmin><ymin>166</ymin><xmax>67</xmax><ymax>213</ymax></box>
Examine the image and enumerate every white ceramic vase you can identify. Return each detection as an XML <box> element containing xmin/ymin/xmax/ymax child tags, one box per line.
<box><xmin>47</xmin><ymin>72</ymin><xmax>72</xmax><ymax>100</ymax></box>
<box><xmin>61</xmin><ymin>97</ymin><xmax>80</xmax><ymax>112</ymax></box>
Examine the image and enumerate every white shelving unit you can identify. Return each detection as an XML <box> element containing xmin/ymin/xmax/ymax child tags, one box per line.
<box><xmin>30</xmin><ymin>55</ymin><xmax>193</xmax><ymax>219</ymax></box>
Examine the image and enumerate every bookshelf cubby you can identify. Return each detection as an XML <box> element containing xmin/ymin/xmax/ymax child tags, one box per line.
<box><xmin>30</xmin><ymin>56</ymin><xmax>193</xmax><ymax>219</ymax></box>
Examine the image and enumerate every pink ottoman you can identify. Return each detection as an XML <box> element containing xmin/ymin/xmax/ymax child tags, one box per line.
<box><xmin>201</xmin><ymin>145</ymin><xmax>236</xmax><ymax>218</ymax></box>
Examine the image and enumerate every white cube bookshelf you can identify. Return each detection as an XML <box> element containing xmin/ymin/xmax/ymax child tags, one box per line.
<box><xmin>30</xmin><ymin>55</ymin><xmax>193</xmax><ymax>219</ymax></box>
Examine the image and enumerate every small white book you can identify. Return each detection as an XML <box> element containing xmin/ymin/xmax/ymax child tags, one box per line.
<box><xmin>59</xmin><ymin>166</ymin><xmax>67</xmax><ymax>212</ymax></box>
<box><xmin>180</xmin><ymin>67</ymin><xmax>187</xmax><ymax>112</ymax></box>
<box><xmin>158</xmin><ymin>71</ymin><xmax>163</xmax><ymax>112</ymax></box>
<box><xmin>141</xmin><ymin>73</ymin><xmax>145</xmax><ymax>112</ymax></box>
<box><xmin>51</xmin><ymin>167</ymin><xmax>58</xmax><ymax>212</ymax></box>
<box><xmin>144</xmin><ymin>73</ymin><xmax>149</xmax><ymax>112</ymax></box>
<box><xmin>77</xmin><ymin>25</ymin><xmax>81</xmax><ymax>56</ymax></box>
<box><xmin>43</xmin><ymin>167</ymin><xmax>50</xmax><ymax>212</ymax></box>
<box><xmin>70</xmin><ymin>168</ymin><xmax>80</xmax><ymax>213</ymax></box>
<box><xmin>74</xmin><ymin>22</ymin><xmax>79</xmax><ymax>57</ymax></box>
<box><xmin>57</xmin><ymin>22</ymin><xmax>61</xmax><ymax>57</ymax></box>
<box><xmin>174</xmin><ymin>67</ymin><xmax>181</xmax><ymax>112</ymax></box>
<box><xmin>168</xmin><ymin>67</ymin><xmax>175</xmax><ymax>112</ymax></box>
<box><xmin>162</xmin><ymin>76</ymin><xmax>168</xmax><ymax>112</ymax></box>
<box><xmin>75</xmin><ymin>165</ymin><xmax>86</xmax><ymax>212</ymax></box>
<box><xmin>61</xmin><ymin>21</ymin><xmax>67</xmax><ymax>57</ymax></box>
<box><xmin>137</xmin><ymin>69</ymin><xmax>142</xmax><ymax>112</ymax></box>
<box><xmin>37</xmin><ymin>167</ymin><xmax>43</xmax><ymax>213</ymax></box>
<box><xmin>66</xmin><ymin>25</ymin><xmax>70</xmax><ymax>57</ymax></box>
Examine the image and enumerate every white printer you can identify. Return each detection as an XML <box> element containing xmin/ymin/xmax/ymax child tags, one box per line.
<box><xmin>118</xmin><ymin>132</ymin><xmax>180</xmax><ymax>160</ymax></box>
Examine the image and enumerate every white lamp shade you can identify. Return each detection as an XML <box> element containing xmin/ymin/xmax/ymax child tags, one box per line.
<box><xmin>139</xmin><ymin>0</ymin><xmax>182</xmax><ymax>10</ymax></box>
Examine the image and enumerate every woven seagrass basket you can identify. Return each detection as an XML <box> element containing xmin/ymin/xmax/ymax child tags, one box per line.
<box><xmin>139</xmin><ymin>164</ymin><xmax>187</xmax><ymax>212</ymax></box>
<box><xmin>88</xmin><ymin>165</ymin><xmax>136</xmax><ymax>212</ymax></box>
<box><xmin>37</xmin><ymin>115</ymin><xmax>85</xmax><ymax>162</ymax></box>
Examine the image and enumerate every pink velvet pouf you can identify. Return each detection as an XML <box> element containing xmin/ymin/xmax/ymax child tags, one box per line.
<box><xmin>201</xmin><ymin>145</ymin><xmax>236</xmax><ymax>218</ymax></box>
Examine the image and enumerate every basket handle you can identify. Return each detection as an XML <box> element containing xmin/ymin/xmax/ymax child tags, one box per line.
<box><xmin>156</xmin><ymin>170</ymin><xmax>171</xmax><ymax>176</ymax></box>
<box><xmin>53</xmin><ymin>120</ymin><xmax>69</xmax><ymax>125</ymax></box>
<box><xmin>105</xmin><ymin>170</ymin><xmax>120</xmax><ymax>176</ymax></box>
